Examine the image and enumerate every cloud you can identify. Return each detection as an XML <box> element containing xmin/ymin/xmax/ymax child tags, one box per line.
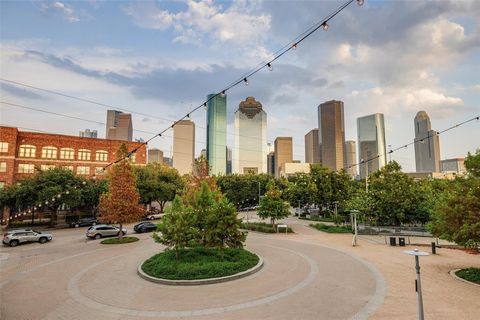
<box><xmin>40</xmin><ymin>1</ymin><xmax>81</xmax><ymax>23</ymax></box>
<box><xmin>0</xmin><ymin>83</ymin><xmax>47</xmax><ymax>100</ymax></box>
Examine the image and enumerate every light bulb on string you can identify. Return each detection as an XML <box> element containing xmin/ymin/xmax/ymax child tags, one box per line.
<box><xmin>322</xmin><ymin>22</ymin><xmax>329</xmax><ymax>31</ymax></box>
<box><xmin>292</xmin><ymin>43</ymin><xmax>297</xmax><ymax>50</ymax></box>
<box><xmin>243</xmin><ymin>78</ymin><xmax>249</xmax><ymax>86</ymax></box>
<box><xmin>65</xmin><ymin>191</ymin><xmax>69</xmax><ymax>195</ymax></box>
<box><xmin>220</xmin><ymin>90</ymin><xmax>226</xmax><ymax>97</ymax></box>
<box><xmin>267</xmin><ymin>63</ymin><xmax>273</xmax><ymax>71</ymax></box>
<box><xmin>203</xmin><ymin>103</ymin><xmax>207</xmax><ymax>111</ymax></box>
<box><xmin>357</xmin><ymin>0</ymin><xmax>364</xmax><ymax>6</ymax></box>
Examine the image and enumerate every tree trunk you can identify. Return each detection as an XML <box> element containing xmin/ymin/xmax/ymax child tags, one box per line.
<box><xmin>118</xmin><ymin>223</ymin><xmax>124</xmax><ymax>240</ymax></box>
<box><xmin>159</xmin><ymin>201</ymin><xmax>166</xmax><ymax>213</ymax></box>
<box><xmin>175</xmin><ymin>248</ymin><xmax>179</xmax><ymax>261</ymax></box>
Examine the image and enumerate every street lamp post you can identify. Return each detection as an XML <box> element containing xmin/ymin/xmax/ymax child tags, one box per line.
<box><xmin>404</xmin><ymin>248</ymin><xmax>429</xmax><ymax>320</ymax></box>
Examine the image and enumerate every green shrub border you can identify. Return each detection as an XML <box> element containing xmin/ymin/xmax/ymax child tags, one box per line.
<box><xmin>240</xmin><ymin>222</ymin><xmax>293</xmax><ymax>233</ymax></box>
<box><xmin>100</xmin><ymin>236</ymin><xmax>140</xmax><ymax>244</ymax></box>
<box><xmin>455</xmin><ymin>268</ymin><xmax>480</xmax><ymax>284</ymax></box>
<box><xmin>310</xmin><ymin>223</ymin><xmax>352</xmax><ymax>234</ymax></box>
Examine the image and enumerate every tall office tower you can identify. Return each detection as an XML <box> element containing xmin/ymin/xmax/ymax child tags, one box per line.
<box><xmin>173</xmin><ymin>120</ymin><xmax>195</xmax><ymax>175</ymax></box>
<box><xmin>200</xmin><ymin>149</ymin><xmax>207</xmax><ymax>159</ymax></box>
<box><xmin>414</xmin><ymin>111</ymin><xmax>441</xmax><ymax>172</ymax></box>
<box><xmin>234</xmin><ymin>97</ymin><xmax>267</xmax><ymax>174</ymax></box>
<box><xmin>163</xmin><ymin>157</ymin><xmax>173</xmax><ymax>167</ymax></box>
<box><xmin>305</xmin><ymin>129</ymin><xmax>320</xmax><ymax>164</ymax></box>
<box><xmin>357</xmin><ymin>113</ymin><xmax>387</xmax><ymax>179</ymax></box>
<box><xmin>318</xmin><ymin>100</ymin><xmax>346</xmax><ymax>171</ymax></box>
<box><xmin>267</xmin><ymin>152</ymin><xmax>275</xmax><ymax>176</ymax></box>
<box><xmin>226</xmin><ymin>147</ymin><xmax>232</xmax><ymax>174</ymax></box>
<box><xmin>274</xmin><ymin>137</ymin><xmax>293</xmax><ymax>178</ymax></box>
<box><xmin>148</xmin><ymin>148</ymin><xmax>164</xmax><ymax>164</ymax></box>
<box><xmin>206</xmin><ymin>93</ymin><xmax>227</xmax><ymax>175</ymax></box>
<box><xmin>345</xmin><ymin>140</ymin><xmax>357</xmax><ymax>177</ymax></box>
<box><xmin>79</xmin><ymin>129</ymin><xmax>98</xmax><ymax>138</ymax></box>
<box><xmin>106</xmin><ymin>110</ymin><xmax>133</xmax><ymax>141</ymax></box>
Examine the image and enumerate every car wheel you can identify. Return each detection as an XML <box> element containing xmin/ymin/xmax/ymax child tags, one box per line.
<box><xmin>94</xmin><ymin>234</ymin><xmax>101</xmax><ymax>240</ymax></box>
<box><xmin>39</xmin><ymin>237</ymin><xmax>47</xmax><ymax>244</ymax></box>
<box><xmin>75</xmin><ymin>224</ymin><xmax>79</xmax><ymax>228</ymax></box>
<box><xmin>9</xmin><ymin>240</ymin><xmax>19</xmax><ymax>247</ymax></box>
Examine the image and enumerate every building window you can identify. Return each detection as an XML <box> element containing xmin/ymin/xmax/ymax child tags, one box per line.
<box><xmin>0</xmin><ymin>162</ymin><xmax>6</xmax><ymax>172</ymax></box>
<box><xmin>76</xmin><ymin>166</ymin><xmax>90</xmax><ymax>175</ymax></box>
<box><xmin>95</xmin><ymin>167</ymin><xmax>105</xmax><ymax>174</ymax></box>
<box><xmin>78</xmin><ymin>149</ymin><xmax>91</xmax><ymax>161</ymax></box>
<box><xmin>40</xmin><ymin>164</ymin><xmax>56</xmax><ymax>171</ymax></box>
<box><xmin>96</xmin><ymin>150</ymin><xmax>108</xmax><ymax>162</ymax></box>
<box><xmin>0</xmin><ymin>142</ymin><xmax>8</xmax><ymax>153</ymax></box>
<box><xmin>19</xmin><ymin>145</ymin><xmax>36</xmax><ymax>158</ymax></box>
<box><xmin>62</xmin><ymin>166</ymin><xmax>74</xmax><ymax>171</ymax></box>
<box><xmin>59</xmin><ymin>148</ymin><xmax>75</xmax><ymax>160</ymax></box>
<box><xmin>0</xmin><ymin>182</ymin><xmax>4</xmax><ymax>189</ymax></box>
<box><xmin>18</xmin><ymin>164</ymin><xmax>35</xmax><ymax>173</ymax></box>
<box><xmin>41</xmin><ymin>146</ymin><xmax>57</xmax><ymax>159</ymax></box>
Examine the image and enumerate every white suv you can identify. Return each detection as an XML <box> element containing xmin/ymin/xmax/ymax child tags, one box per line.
<box><xmin>3</xmin><ymin>229</ymin><xmax>53</xmax><ymax>247</ymax></box>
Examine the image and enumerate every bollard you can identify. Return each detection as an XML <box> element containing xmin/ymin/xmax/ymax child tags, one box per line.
<box><xmin>431</xmin><ymin>242</ymin><xmax>436</xmax><ymax>254</ymax></box>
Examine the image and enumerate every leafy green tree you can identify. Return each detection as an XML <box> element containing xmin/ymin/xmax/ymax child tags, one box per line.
<box><xmin>464</xmin><ymin>149</ymin><xmax>480</xmax><ymax>177</ymax></box>
<box><xmin>98</xmin><ymin>144</ymin><xmax>144</xmax><ymax>239</ymax></box>
<box><xmin>135</xmin><ymin>163</ymin><xmax>184</xmax><ymax>212</ymax></box>
<box><xmin>154</xmin><ymin>195</ymin><xmax>198</xmax><ymax>260</ymax></box>
<box><xmin>216</xmin><ymin>173</ymin><xmax>273</xmax><ymax>209</ymax></box>
<box><xmin>258</xmin><ymin>181</ymin><xmax>290</xmax><ymax>225</ymax></box>
<box><xmin>285</xmin><ymin>173</ymin><xmax>316</xmax><ymax>212</ymax></box>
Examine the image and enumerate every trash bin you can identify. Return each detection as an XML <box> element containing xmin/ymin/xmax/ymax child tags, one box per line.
<box><xmin>389</xmin><ymin>237</ymin><xmax>396</xmax><ymax>246</ymax></box>
<box><xmin>399</xmin><ymin>237</ymin><xmax>405</xmax><ymax>246</ymax></box>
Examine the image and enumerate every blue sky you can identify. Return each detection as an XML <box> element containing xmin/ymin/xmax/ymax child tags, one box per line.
<box><xmin>1</xmin><ymin>0</ymin><xmax>479</xmax><ymax>172</ymax></box>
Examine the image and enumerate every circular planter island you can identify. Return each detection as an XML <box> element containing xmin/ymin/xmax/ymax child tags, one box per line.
<box><xmin>138</xmin><ymin>247</ymin><xmax>263</xmax><ymax>285</ymax></box>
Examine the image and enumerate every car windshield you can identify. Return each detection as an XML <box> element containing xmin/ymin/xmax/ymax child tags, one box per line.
<box><xmin>32</xmin><ymin>230</ymin><xmax>41</xmax><ymax>234</ymax></box>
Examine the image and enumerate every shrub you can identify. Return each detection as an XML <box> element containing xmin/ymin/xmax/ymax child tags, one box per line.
<box><xmin>240</xmin><ymin>222</ymin><xmax>293</xmax><ymax>233</ymax></box>
<box><xmin>101</xmin><ymin>236</ymin><xmax>139</xmax><ymax>244</ymax></box>
<box><xmin>456</xmin><ymin>268</ymin><xmax>480</xmax><ymax>284</ymax></box>
<box><xmin>310</xmin><ymin>223</ymin><xmax>352</xmax><ymax>233</ymax></box>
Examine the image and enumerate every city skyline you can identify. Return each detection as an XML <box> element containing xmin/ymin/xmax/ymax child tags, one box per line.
<box><xmin>357</xmin><ymin>113</ymin><xmax>387</xmax><ymax>179</ymax></box>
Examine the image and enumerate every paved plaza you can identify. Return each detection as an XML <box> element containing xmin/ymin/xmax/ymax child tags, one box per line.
<box><xmin>1</xmin><ymin>217</ymin><xmax>479</xmax><ymax>320</ymax></box>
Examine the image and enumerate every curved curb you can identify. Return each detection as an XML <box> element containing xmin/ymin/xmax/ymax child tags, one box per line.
<box><xmin>137</xmin><ymin>256</ymin><xmax>264</xmax><ymax>286</ymax></box>
<box><xmin>449</xmin><ymin>269</ymin><xmax>480</xmax><ymax>288</ymax></box>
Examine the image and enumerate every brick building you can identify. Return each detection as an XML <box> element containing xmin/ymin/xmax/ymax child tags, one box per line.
<box><xmin>0</xmin><ymin>126</ymin><xmax>146</xmax><ymax>189</ymax></box>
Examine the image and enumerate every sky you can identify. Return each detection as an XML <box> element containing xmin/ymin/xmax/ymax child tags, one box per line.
<box><xmin>1</xmin><ymin>0</ymin><xmax>479</xmax><ymax>172</ymax></box>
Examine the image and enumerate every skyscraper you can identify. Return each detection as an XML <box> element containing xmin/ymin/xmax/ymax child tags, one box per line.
<box><xmin>148</xmin><ymin>148</ymin><xmax>163</xmax><ymax>164</ymax></box>
<box><xmin>318</xmin><ymin>100</ymin><xmax>346</xmax><ymax>171</ymax></box>
<box><xmin>274</xmin><ymin>137</ymin><xmax>293</xmax><ymax>178</ymax></box>
<box><xmin>79</xmin><ymin>129</ymin><xmax>98</xmax><ymax>138</ymax></box>
<box><xmin>305</xmin><ymin>129</ymin><xmax>320</xmax><ymax>164</ymax></box>
<box><xmin>414</xmin><ymin>111</ymin><xmax>440</xmax><ymax>172</ymax></box>
<box><xmin>206</xmin><ymin>93</ymin><xmax>227</xmax><ymax>175</ymax></box>
<box><xmin>267</xmin><ymin>152</ymin><xmax>275</xmax><ymax>176</ymax></box>
<box><xmin>357</xmin><ymin>113</ymin><xmax>387</xmax><ymax>179</ymax></box>
<box><xmin>345</xmin><ymin>140</ymin><xmax>357</xmax><ymax>177</ymax></box>
<box><xmin>234</xmin><ymin>97</ymin><xmax>267</xmax><ymax>174</ymax></box>
<box><xmin>106</xmin><ymin>110</ymin><xmax>133</xmax><ymax>141</ymax></box>
<box><xmin>226</xmin><ymin>147</ymin><xmax>232</xmax><ymax>174</ymax></box>
<box><xmin>173</xmin><ymin>120</ymin><xmax>195</xmax><ymax>175</ymax></box>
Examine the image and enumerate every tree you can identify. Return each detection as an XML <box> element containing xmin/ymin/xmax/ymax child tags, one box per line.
<box><xmin>285</xmin><ymin>173</ymin><xmax>317</xmax><ymax>212</ymax></box>
<box><xmin>258</xmin><ymin>181</ymin><xmax>290</xmax><ymax>225</ymax></box>
<box><xmin>153</xmin><ymin>195</ymin><xmax>198</xmax><ymax>260</ymax></box>
<box><xmin>216</xmin><ymin>173</ymin><xmax>273</xmax><ymax>209</ymax></box>
<box><xmin>98</xmin><ymin>144</ymin><xmax>144</xmax><ymax>239</ymax></box>
<box><xmin>465</xmin><ymin>149</ymin><xmax>480</xmax><ymax>177</ymax></box>
<box><xmin>135</xmin><ymin>163</ymin><xmax>184</xmax><ymax>212</ymax></box>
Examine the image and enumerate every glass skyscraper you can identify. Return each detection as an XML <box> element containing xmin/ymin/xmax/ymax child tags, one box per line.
<box><xmin>357</xmin><ymin>113</ymin><xmax>387</xmax><ymax>179</ymax></box>
<box><xmin>206</xmin><ymin>93</ymin><xmax>227</xmax><ymax>175</ymax></box>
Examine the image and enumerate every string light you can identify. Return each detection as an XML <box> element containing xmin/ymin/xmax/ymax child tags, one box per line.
<box><xmin>357</xmin><ymin>0</ymin><xmax>364</xmax><ymax>6</ymax></box>
<box><xmin>267</xmin><ymin>63</ymin><xmax>273</xmax><ymax>71</ymax></box>
<box><xmin>243</xmin><ymin>78</ymin><xmax>249</xmax><ymax>86</ymax></box>
<box><xmin>292</xmin><ymin>43</ymin><xmax>298</xmax><ymax>50</ymax></box>
<box><xmin>322</xmin><ymin>22</ymin><xmax>329</xmax><ymax>31</ymax></box>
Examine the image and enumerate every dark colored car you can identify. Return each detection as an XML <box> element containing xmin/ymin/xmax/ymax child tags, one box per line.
<box><xmin>134</xmin><ymin>221</ymin><xmax>157</xmax><ymax>233</ymax></box>
<box><xmin>69</xmin><ymin>217</ymin><xmax>97</xmax><ymax>228</ymax></box>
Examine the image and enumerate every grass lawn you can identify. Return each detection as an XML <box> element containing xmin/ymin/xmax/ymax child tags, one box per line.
<box><xmin>310</xmin><ymin>223</ymin><xmax>352</xmax><ymax>234</ymax></box>
<box><xmin>100</xmin><ymin>236</ymin><xmax>139</xmax><ymax>244</ymax></box>
<box><xmin>456</xmin><ymin>268</ymin><xmax>480</xmax><ymax>284</ymax></box>
<box><xmin>240</xmin><ymin>222</ymin><xmax>293</xmax><ymax>233</ymax></box>
<box><xmin>141</xmin><ymin>247</ymin><xmax>259</xmax><ymax>280</ymax></box>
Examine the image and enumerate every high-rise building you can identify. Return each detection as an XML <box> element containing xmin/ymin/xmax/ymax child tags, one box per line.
<box><xmin>357</xmin><ymin>113</ymin><xmax>387</xmax><ymax>179</ymax></box>
<box><xmin>267</xmin><ymin>151</ymin><xmax>275</xmax><ymax>176</ymax></box>
<box><xmin>206</xmin><ymin>93</ymin><xmax>227</xmax><ymax>175</ymax></box>
<box><xmin>345</xmin><ymin>140</ymin><xmax>357</xmax><ymax>177</ymax></box>
<box><xmin>173</xmin><ymin>120</ymin><xmax>195</xmax><ymax>175</ymax></box>
<box><xmin>163</xmin><ymin>157</ymin><xmax>173</xmax><ymax>167</ymax></box>
<box><xmin>200</xmin><ymin>149</ymin><xmax>207</xmax><ymax>159</ymax></box>
<box><xmin>234</xmin><ymin>97</ymin><xmax>267</xmax><ymax>174</ymax></box>
<box><xmin>274</xmin><ymin>137</ymin><xmax>293</xmax><ymax>178</ymax></box>
<box><xmin>226</xmin><ymin>147</ymin><xmax>232</xmax><ymax>174</ymax></box>
<box><xmin>318</xmin><ymin>100</ymin><xmax>346</xmax><ymax>171</ymax></box>
<box><xmin>79</xmin><ymin>129</ymin><xmax>98</xmax><ymax>138</ymax></box>
<box><xmin>148</xmin><ymin>148</ymin><xmax>163</xmax><ymax>164</ymax></box>
<box><xmin>414</xmin><ymin>111</ymin><xmax>440</xmax><ymax>172</ymax></box>
<box><xmin>305</xmin><ymin>129</ymin><xmax>320</xmax><ymax>164</ymax></box>
<box><xmin>106</xmin><ymin>110</ymin><xmax>133</xmax><ymax>141</ymax></box>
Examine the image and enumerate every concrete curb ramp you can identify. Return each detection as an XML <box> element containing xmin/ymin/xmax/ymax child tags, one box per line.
<box><xmin>138</xmin><ymin>256</ymin><xmax>264</xmax><ymax>285</ymax></box>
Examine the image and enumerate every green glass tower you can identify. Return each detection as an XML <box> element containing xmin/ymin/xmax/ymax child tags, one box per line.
<box><xmin>206</xmin><ymin>93</ymin><xmax>227</xmax><ymax>175</ymax></box>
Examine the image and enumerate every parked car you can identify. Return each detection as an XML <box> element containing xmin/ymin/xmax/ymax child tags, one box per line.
<box><xmin>133</xmin><ymin>221</ymin><xmax>157</xmax><ymax>233</ymax></box>
<box><xmin>86</xmin><ymin>224</ymin><xmax>127</xmax><ymax>240</ymax></box>
<box><xmin>69</xmin><ymin>217</ymin><xmax>97</xmax><ymax>228</ymax></box>
<box><xmin>3</xmin><ymin>229</ymin><xmax>53</xmax><ymax>247</ymax></box>
<box><xmin>145</xmin><ymin>212</ymin><xmax>165</xmax><ymax>220</ymax></box>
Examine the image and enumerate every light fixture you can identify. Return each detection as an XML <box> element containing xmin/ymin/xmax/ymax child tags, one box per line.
<box><xmin>45</xmin><ymin>201</ymin><xmax>49</xmax><ymax>205</ymax></box>
<box><xmin>243</xmin><ymin>78</ymin><xmax>249</xmax><ymax>86</ymax></box>
<box><xmin>82</xmin><ymin>181</ymin><xmax>86</xmax><ymax>185</ymax></box>
<box><xmin>65</xmin><ymin>191</ymin><xmax>69</xmax><ymax>195</ymax></box>
<box><xmin>267</xmin><ymin>63</ymin><xmax>273</xmax><ymax>71</ymax></box>
<box><xmin>220</xmin><ymin>90</ymin><xmax>226</xmax><ymax>97</ymax></box>
<box><xmin>357</xmin><ymin>0</ymin><xmax>364</xmax><ymax>6</ymax></box>
<box><xmin>322</xmin><ymin>22</ymin><xmax>329</xmax><ymax>31</ymax></box>
<box><xmin>52</xmin><ymin>197</ymin><xmax>55</xmax><ymax>201</ymax></box>
<box><xmin>292</xmin><ymin>43</ymin><xmax>297</xmax><ymax>50</ymax></box>
<box><xmin>186</xmin><ymin>113</ymin><xmax>190</xmax><ymax>119</ymax></box>
<box><xmin>57</xmin><ymin>194</ymin><xmax>61</xmax><ymax>198</ymax></box>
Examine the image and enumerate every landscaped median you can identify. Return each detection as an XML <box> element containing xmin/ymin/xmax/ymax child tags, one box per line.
<box><xmin>241</xmin><ymin>222</ymin><xmax>293</xmax><ymax>233</ymax></box>
<box><xmin>450</xmin><ymin>267</ymin><xmax>480</xmax><ymax>286</ymax></box>
<box><xmin>100</xmin><ymin>236</ymin><xmax>139</xmax><ymax>244</ymax></box>
<box><xmin>310</xmin><ymin>223</ymin><xmax>352</xmax><ymax>234</ymax></box>
<box><xmin>139</xmin><ymin>247</ymin><xmax>263</xmax><ymax>285</ymax></box>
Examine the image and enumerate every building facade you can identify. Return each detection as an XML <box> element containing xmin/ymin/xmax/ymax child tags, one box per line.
<box><xmin>345</xmin><ymin>140</ymin><xmax>357</xmax><ymax>177</ymax></box>
<box><xmin>173</xmin><ymin>120</ymin><xmax>195</xmax><ymax>175</ymax></box>
<box><xmin>414</xmin><ymin>111</ymin><xmax>440</xmax><ymax>172</ymax></box>
<box><xmin>79</xmin><ymin>129</ymin><xmax>98</xmax><ymax>138</ymax></box>
<box><xmin>0</xmin><ymin>126</ymin><xmax>146</xmax><ymax>189</ymax></box>
<box><xmin>305</xmin><ymin>129</ymin><xmax>320</xmax><ymax>164</ymax></box>
<box><xmin>274</xmin><ymin>137</ymin><xmax>293</xmax><ymax>178</ymax></box>
<box><xmin>357</xmin><ymin>113</ymin><xmax>387</xmax><ymax>179</ymax></box>
<box><xmin>440</xmin><ymin>158</ymin><xmax>465</xmax><ymax>174</ymax></box>
<box><xmin>234</xmin><ymin>97</ymin><xmax>267</xmax><ymax>174</ymax></box>
<box><xmin>226</xmin><ymin>147</ymin><xmax>232</xmax><ymax>174</ymax></box>
<box><xmin>318</xmin><ymin>100</ymin><xmax>346</xmax><ymax>171</ymax></box>
<box><xmin>280</xmin><ymin>162</ymin><xmax>311</xmax><ymax>178</ymax></box>
<box><xmin>267</xmin><ymin>151</ymin><xmax>275</xmax><ymax>176</ymax></box>
<box><xmin>106</xmin><ymin>110</ymin><xmax>133</xmax><ymax>141</ymax></box>
<box><xmin>148</xmin><ymin>148</ymin><xmax>164</xmax><ymax>164</ymax></box>
<box><xmin>206</xmin><ymin>93</ymin><xmax>227</xmax><ymax>175</ymax></box>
